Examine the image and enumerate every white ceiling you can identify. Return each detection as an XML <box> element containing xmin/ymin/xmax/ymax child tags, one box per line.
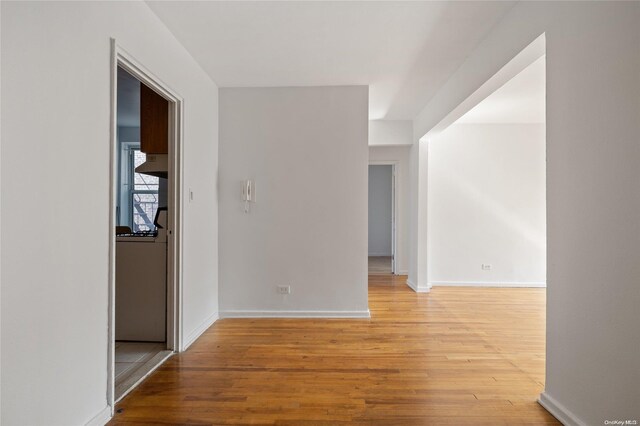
<box><xmin>456</xmin><ymin>55</ymin><xmax>546</xmax><ymax>124</ymax></box>
<box><xmin>146</xmin><ymin>1</ymin><xmax>515</xmax><ymax>120</ymax></box>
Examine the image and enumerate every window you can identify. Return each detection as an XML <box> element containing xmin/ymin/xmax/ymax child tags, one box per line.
<box><xmin>131</xmin><ymin>150</ymin><xmax>159</xmax><ymax>232</ymax></box>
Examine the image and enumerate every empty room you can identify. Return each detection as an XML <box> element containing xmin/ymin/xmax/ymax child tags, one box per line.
<box><xmin>2</xmin><ymin>1</ymin><xmax>639</xmax><ymax>425</ymax></box>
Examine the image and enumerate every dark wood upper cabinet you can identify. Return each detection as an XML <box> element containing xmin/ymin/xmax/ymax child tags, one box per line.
<box><xmin>140</xmin><ymin>83</ymin><xmax>169</xmax><ymax>154</ymax></box>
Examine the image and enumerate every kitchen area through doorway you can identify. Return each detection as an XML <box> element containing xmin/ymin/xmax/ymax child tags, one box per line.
<box><xmin>114</xmin><ymin>66</ymin><xmax>173</xmax><ymax>401</ymax></box>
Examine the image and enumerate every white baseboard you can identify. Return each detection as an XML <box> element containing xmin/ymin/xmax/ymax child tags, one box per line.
<box><xmin>183</xmin><ymin>311</ymin><xmax>219</xmax><ymax>351</ymax></box>
<box><xmin>395</xmin><ymin>269</ymin><xmax>408</xmax><ymax>275</ymax></box>
<box><xmin>406</xmin><ymin>279</ymin><xmax>431</xmax><ymax>293</ymax></box>
<box><xmin>85</xmin><ymin>405</ymin><xmax>111</xmax><ymax>426</ymax></box>
<box><xmin>429</xmin><ymin>281</ymin><xmax>546</xmax><ymax>288</ymax></box>
<box><xmin>538</xmin><ymin>392</ymin><xmax>586</xmax><ymax>426</ymax></box>
<box><xmin>220</xmin><ymin>310</ymin><xmax>371</xmax><ymax>319</ymax></box>
<box><xmin>368</xmin><ymin>253</ymin><xmax>392</xmax><ymax>257</ymax></box>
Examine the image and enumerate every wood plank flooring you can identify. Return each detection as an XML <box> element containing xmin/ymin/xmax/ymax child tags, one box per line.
<box><xmin>368</xmin><ymin>256</ymin><xmax>392</xmax><ymax>275</ymax></box>
<box><xmin>110</xmin><ymin>275</ymin><xmax>557</xmax><ymax>425</ymax></box>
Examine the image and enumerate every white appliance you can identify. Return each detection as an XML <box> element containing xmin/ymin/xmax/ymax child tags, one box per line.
<box><xmin>115</xmin><ymin>209</ymin><xmax>168</xmax><ymax>342</ymax></box>
<box><xmin>135</xmin><ymin>153</ymin><xmax>168</xmax><ymax>178</ymax></box>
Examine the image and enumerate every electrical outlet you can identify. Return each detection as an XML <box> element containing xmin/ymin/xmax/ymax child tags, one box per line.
<box><xmin>482</xmin><ymin>264</ymin><xmax>492</xmax><ymax>271</ymax></box>
<box><xmin>277</xmin><ymin>285</ymin><xmax>291</xmax><ymax>295</ymax></box>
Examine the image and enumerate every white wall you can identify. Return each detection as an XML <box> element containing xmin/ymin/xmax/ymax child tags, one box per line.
<box><xmin>369</xmin><ymin>146</ymin><xmax>410</xmax><ymax>274</ymax></box>
<box><xmin>368</xmin><ymin>165</ymin><xmax>392</xmax><ymax>257</ymax></box>
<box><xmin>412</xmin><ymin>2</ymin><xmax>640</xmax><ymax>424</ymax></box>
<box><xmin>407</xmin><ymin>141</ymin><xmax>429</xmax><ymax>292</ymax></box>
<box><xmin>219</xmin><ymin>86</ymin><xmax>369</xmax><ymax>317</ymax></box>
<box><xmin>428</xmin><ymin>124</ymin><xmax>546</xmax><ymax>286</ymax></box>
<box><xmin>1</xmin><ymin>2</ymin><xmax>219</xmax><ymax>425</ymax></box>
<box><xmin>369</xmin><ymin>120</ymin><xmax>412</xmax><ymax>146</ymax></box>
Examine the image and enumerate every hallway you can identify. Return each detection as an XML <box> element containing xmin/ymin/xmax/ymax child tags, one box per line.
<box><xmin>368</xmin><ymin>256</ymin><xmax>393</xmax><ymax>275</ymax></box>
<box><xmin>110</xmin><ymin>275</ymin><xmax>555</xmax><ymax>425</ymax></box>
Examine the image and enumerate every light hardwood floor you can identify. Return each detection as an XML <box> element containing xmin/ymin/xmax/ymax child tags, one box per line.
<box><xmin>368</xmin><ymin>256</ymin><xmax>392</xmax><ymax>274</ymax></box>
<box><xmin>110</xmin><ymin>275</ymin><xmax>557</xmax><ymax>425</ymax></box>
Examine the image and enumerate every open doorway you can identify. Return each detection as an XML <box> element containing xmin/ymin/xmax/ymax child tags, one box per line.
<box><xmin>368</xmin><ymin>164</ymin><xmax>396</xmax><ymax>275</ymax></box>
<box><xmin>427</xmin><ymin>54</ymin><xmax>546</xmax><ymax>289</ymax></box>
<box><xmin>109</xmin><ymin>44</ymin><xmax>183</xmax><ymax>407</ymax></box>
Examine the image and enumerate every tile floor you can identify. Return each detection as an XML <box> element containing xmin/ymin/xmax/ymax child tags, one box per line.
<box><xmin>115</xmin><ymin>342</ymin><xmax>166</xmax><ymax>393</ymax></box>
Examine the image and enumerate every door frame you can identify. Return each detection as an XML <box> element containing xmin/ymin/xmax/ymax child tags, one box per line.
<box><xmin>108</xmin><ymin>39</ymin><xmax>184</xmax><ymax>412</ymax></box>
<box><xmin>369</xmin><ymin>161</ymin><xmax>398</xmax><ymax>274</ymax></box>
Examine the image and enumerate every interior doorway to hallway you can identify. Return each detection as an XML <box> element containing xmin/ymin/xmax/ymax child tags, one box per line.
<box><xmin>368</xmin><ymin>163</ymin><xmax>396</xmax><ymax>275</ymax></box>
